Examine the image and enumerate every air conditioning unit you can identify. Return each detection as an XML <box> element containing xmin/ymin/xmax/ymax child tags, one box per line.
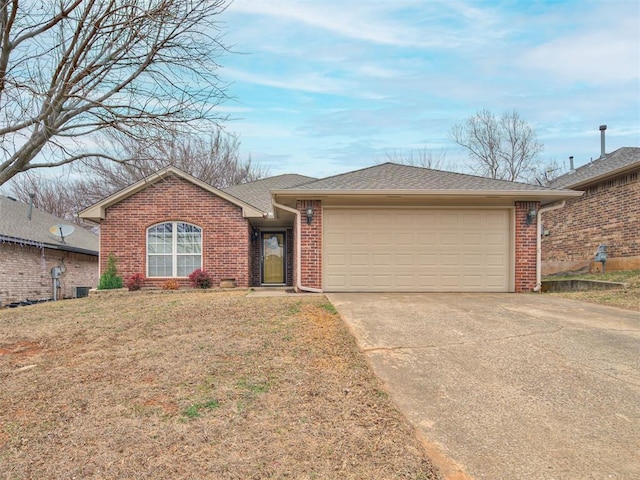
<box><xmin>73</xmin><ymin>286</ymin><xmax>91</xmax><ymax>298</ymax></box>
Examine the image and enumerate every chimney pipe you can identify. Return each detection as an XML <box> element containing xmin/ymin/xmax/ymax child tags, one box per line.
<box><xmin>569</xmin><ymin>156</ymin><xmax>574</xmax><ymax>171</ymax></box>
<box><xmin>599</xmin><ymin>124</ymin><xmax>607</xmax><ymax>158</ymax></box>
<box><xmin>27</xmin><ymin>193</ymin><xmax>35</xmax><ymax>220</ymax></box>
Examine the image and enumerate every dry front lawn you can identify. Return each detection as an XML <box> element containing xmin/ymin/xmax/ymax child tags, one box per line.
<box><xmin>0</xmin><ymin>290</ymin><xmax>441</xmax><ymax>480</ymax></box>
<box><xmin>546</xmin><ymin>269</ymin><xmax>640</xmax><ymax>311</ymax></box>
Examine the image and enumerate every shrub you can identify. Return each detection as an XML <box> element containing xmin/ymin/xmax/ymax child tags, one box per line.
<box><xmin>188</xmin><ymin>269</ymin><xmax>213</xmax><ymax>289</ymax></box>
<box><xmin>98</xmin><ymin>253</ymin><xmax>124</xmax><ymax>290</ymax></box>
<box><xmin>162</xmin><ymin>279</ymin><xmax>180</xmax><ymax>290</ymax></box>
<box><xmin>125</xmin><ymin>273</ymin><xmax>145</xmax><ymax>291</ymax></box>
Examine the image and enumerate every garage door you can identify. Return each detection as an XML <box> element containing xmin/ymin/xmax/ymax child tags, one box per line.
<box><xmin>323</xmin><ymin>208</ymin><xmax>512</xmax><ymax>292</ymax></box>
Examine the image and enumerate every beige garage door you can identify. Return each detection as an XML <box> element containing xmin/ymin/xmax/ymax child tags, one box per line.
<box><xmin>323</xmin><ymin>208</ymin><xmax>512</xmax><ymax>292</ymax></box>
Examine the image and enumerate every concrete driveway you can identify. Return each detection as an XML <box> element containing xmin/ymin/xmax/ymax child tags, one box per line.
<box><xmin>327</xmin><ymin>293</ymin><xmax>640</xmax><ymax>480</ymax></box>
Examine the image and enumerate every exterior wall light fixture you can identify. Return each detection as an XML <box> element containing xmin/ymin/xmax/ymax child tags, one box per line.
<box><xmin>526</xmin><ymin>207</ymin><xmax>538</xmax><ymax>225</ymax></box>
<box><xmin>306</xmin><ymin>206</ymin><xmax>314</xmax><ymax>225</ymax></box>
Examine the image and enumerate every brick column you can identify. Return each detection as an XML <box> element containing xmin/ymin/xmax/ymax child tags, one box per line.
<box><xmin>296</xmin><ymin>200</ymin><xmax>322</xmax><ymax>290</ymax></box>
<box><xmin>515</xmin><ymin>201</ymin><xmax>540</xmax><ymax>292</ymax></box>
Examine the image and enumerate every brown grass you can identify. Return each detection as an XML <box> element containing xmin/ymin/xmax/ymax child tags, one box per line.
<box><xmin>0</xmin><ymin>290</ymin><xmax>441</xmax><ymax>480</ymax></box>
<box><xmin>546</xmin><ymin>269</ymin><xmax>640</xmax><ymax>311</ymax></box>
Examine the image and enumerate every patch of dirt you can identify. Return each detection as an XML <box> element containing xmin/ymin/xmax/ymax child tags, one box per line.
<box><xmin>0</xmin><ymin>291</ymin><xmax>441</xmax><ymax>480</ymax></box>
<box><xmin>0</xmin><ymin>341</ymin><xmax>44</xmax><ymax>357</ymax></box>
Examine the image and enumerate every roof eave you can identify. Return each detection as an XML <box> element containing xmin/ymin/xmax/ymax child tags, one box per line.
<box><xmin>0</xmin><ymin>234</ymin><xmax>98</xmax><ymax>256</ymax></box>
<box><xmin>556</xmin><ymin>163</ymin><xmax>640</xmax><ymax>190</ymax></box>
<box><xmin>272</xmin><ymin>188</ymin><xmax>583</xmax><ymax>198</ymax></box>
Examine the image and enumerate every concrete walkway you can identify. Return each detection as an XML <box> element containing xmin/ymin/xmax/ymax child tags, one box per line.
<box><xmin>327</xmin><ymin>293</ymin><xmax>640</xmax><ymax>480</ymax></box>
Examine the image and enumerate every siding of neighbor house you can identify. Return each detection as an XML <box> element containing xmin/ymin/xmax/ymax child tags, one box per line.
<box><xmin>99</xmin><ymin>175</ymin><xmax>251</xmax><ymax>288</ymax></box>
<box><xmin>541</xmin><ymin>171</ymin><xmax>639</xmax><ymax>274</ymax></box>
<box><xmin>0</xmin><ymin>244</ymin><xmax>97</xmax><ymax>305</ymax></box>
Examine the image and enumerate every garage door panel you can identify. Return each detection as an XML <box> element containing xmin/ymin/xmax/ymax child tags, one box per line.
<box><xmin>324</xmin><ymin>209</ymin><xmax>511</xmax><ymax>292</ymax></box>
<box><xmin>395</xmin><ymin>254</ymin><xmax>414</xmax><ymax>265</ymax></box>
<box><xmin>350</xmin><ymin>253</ymin><xmax>369</xmax><ymax>266</ymax></box>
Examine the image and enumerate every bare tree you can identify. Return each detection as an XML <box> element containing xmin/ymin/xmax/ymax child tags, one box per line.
<box><xmin>0</xmin><ymin>0</ymin><xmax>231</xmax><ymax>186</ymax></box>
<box><xmin>8</xmin><ymin>172</ymin><xmax>94</xmax><ymax>226</ymax></box>
<box><xmin>451</xmin><ymin>109</ymin><xmax>543</xmax><ymax>182</ymax></box>
<box><xmin>533</xmin><ymin>158</ymin><xmax>567</xmax><ymax>186</ymax></box>
<box><xmin>8</xmin><ymin>129</ymin><xmax>267</xmax><ymax>223</ymax></box>
<box><xmin>385</xmin><ymin>146</ymin><xmax>449</xmax><ymax>170</ymax></box>
<box><xmin>83</xmin><ymin>129</ymin><xmax>269</xmax><ymax>191</ymax></box>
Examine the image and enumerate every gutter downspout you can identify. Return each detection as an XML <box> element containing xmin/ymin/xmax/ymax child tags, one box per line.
<box><xmin>533</xmin><ymin>201</ymin><xmax>565</xmax><ymax>292</ymax></box>
<box><xmin>271</xmin><ymin>198</ymin><xmax>323</xmax><ymax>293</ymax></box>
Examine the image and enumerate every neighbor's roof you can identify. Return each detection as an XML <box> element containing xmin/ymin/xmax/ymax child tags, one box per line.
<box><xmin>222</xmin><ymin>174</ymin><xmax>316</xmax><ymax>214</ymax></box>
<box><xmin>548</xmin><ymin>147</ymin><xmax>640</xmax><ymax>189</ymax></box>
<box><xmin>0</xmin><ymin>196</ymin><xmax>98</xmax><ymax>255</ymax></box>
<box><xmin>275</xmin><ymin>162</ymin><xmax>578</xmax><ymax>196</ymax></box>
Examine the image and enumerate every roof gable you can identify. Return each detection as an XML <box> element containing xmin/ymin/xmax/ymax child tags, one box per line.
<box><xmin>549</xmin><ymin>147</ymin><xmax>640</xmax><ymax>189</ymax></box>
<box><xmin>0</xmin><ymin>196</ymin><xmax>98</xmax><ymax>254</ymax></box>
<box><xmin>79</xmin><ymin>166</ymin><xmax>265</xmax><ymax>223</ymax></box>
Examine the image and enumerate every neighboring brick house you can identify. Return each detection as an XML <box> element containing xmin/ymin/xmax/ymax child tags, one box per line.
<box><xmin>80</xmin><ymin>164</ymin><xmax>579</xmax><ymax>293</ymax></box>
<box><xmin>541</xmin><ymin>147</ymin><xmax>640</xmax><ymax>274</ymax></box>
<box><xmin>0</xmin><ymin>196</ymin><xmax>98</xmax><ymax>306</ymax></box>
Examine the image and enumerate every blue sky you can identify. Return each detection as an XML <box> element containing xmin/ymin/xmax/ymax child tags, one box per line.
<box><xmin>217</xmin><ymin>0</ymin><xmax>640</xmax><ymax>178</ymax></box>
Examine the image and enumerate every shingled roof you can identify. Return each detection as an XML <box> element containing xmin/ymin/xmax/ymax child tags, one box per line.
<box><xmin>548</xmin><ymin>147</ymin><xmax>640</xmax><ymax>189</ymax></box>
<box><xmin>281</xmin><ymin>162</ymin><xmax>560</xmax><ymax>192</ymax></box>
<box><xmin>222</xmin><ymin>174</ymin><xmax>317</xmax><ymax>213</ymax></box>
<box><xmin>0</xmin><ymin>196</ymin><xmax>98</xmax><ymax>255</ymax></box>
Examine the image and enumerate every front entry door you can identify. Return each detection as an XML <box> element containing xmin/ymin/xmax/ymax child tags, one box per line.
<box><xmin>262</xmin><ymin>232</ymin><xmax>285</xmax><ymax>284</ymax></box>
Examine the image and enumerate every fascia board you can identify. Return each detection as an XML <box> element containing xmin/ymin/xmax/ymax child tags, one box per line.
<box><xmin>271</xmin><ymin>188</ymin><xmax>584</xmax><ymax>198</ymax></box>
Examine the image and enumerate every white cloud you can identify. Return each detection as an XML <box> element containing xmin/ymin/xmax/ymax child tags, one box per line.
<box><xmin>227</xmin><ymin>0</ymin><xmax>503</xmax><ymax>49</ymax></box>
<box><xmin>521</xmin><ymin>10</ymin><xmax>639</xmax><ymax>85</ymax></box>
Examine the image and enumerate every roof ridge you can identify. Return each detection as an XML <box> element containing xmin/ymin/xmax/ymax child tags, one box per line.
<box><xmin>223</xmin><ymin>173</ymin><xmax>317</xmax><ymax>190</ymax></box>
<box><xmin>294</xmin><ymin>162</ymin><xmax>395</xmax><ymax>188</ymax></box>
<box><xmin>296</xmin><ymin>161</ymin><xmax>554</xmax><ymax>190</ymax></box>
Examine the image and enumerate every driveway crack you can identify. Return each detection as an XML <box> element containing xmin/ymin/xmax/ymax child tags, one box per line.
<box><xmin>363</xmin><ymin>326</ymin><xmax>567</xmax><ymax>353</ymax></box>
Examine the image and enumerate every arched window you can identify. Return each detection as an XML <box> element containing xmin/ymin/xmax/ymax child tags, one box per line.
<box><xmin>147</xmin><ymin>222</ymin><xmax>202</xmax><ymax>277</ymax></box>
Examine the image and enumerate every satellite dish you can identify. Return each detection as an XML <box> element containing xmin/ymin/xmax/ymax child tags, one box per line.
<box><xmin>49</xmin><ymin>224</ymin><xmax>75</xmax><ymax>243</ymax></box>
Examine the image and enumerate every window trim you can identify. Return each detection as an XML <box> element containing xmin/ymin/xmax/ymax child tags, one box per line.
<box><xmin>146</xmin><ymin>221</ymin><xmax>202</xmax><ymax>278</ymax></box>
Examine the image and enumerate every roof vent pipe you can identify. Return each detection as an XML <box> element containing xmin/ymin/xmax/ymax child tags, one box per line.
<box><xmin>27</xmin><ymin>193</ymin><xmax>35</xmax><ymax>220</ymax></box>
<box><xmin>599</xmin><ymin>124</ymin><xmax>607</xmax><ymax>158</ymax></box>
<box><xmin>569</xmin><ymin>156</ymin><xmax>574</xmax><ymax>171</ymax></box>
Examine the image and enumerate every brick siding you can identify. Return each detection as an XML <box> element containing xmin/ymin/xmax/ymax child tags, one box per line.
<box><xmin>100</xmin><ymin>175</ymin><xmax>250</xmax><ymax>289</ymax></box>
<box><xmin>0</xmin><ymin>243</ymin><xmax>98</xmax><ymax>305</ymax></box>
<box><xmin>297</xmin><ymin>200</ymin><xmax>322</xmax><ymax>290</ymax></box>
<box><xmin>541</xmin><ymin>171</ymin><xmax>639</xmax><ymax>272</ymax></box>
<box><xmin>514</xmin><ymin>201</ymin><xmax>539</xmax><ymax>292</ymax></box>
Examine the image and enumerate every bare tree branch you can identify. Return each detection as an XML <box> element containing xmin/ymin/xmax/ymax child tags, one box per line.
<box><xmin>0</xmin><ymin>0</ymin><xmax>231</xmax><ymax>186</ymax></box>
<box><xmin>8</xmin><ymin>129</ymin><xmax>268</xmax><ymax>223</ymax></box>
<box><xmin>450</xmin><ymin>109</ymin><xmax>544</xmax><ymax>182</ymax></box>
<box><xmin>384</xmin><ymin>146</ymin><xmax>450</xmax><ymax>170</ymax></box>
